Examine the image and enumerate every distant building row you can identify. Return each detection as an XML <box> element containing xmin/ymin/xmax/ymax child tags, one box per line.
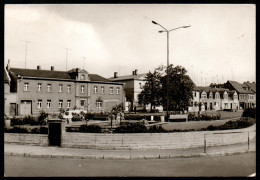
<box><xmin>189</xmin><ymin>80</ymin><xmax>256</xmax><ymax>112</ymax></box>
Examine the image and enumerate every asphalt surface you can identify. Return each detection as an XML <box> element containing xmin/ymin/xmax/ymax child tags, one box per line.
<box><xmin>5</xmin><ymin>152</ymin><xmax>255</xmax><ymax>177</ymax></box>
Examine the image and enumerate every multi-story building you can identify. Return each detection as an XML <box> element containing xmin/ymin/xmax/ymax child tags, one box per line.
<box><xmin>5</xmin><ymin>65</ymin><xmax>125</xmax><ymax>116</ymax></box>
<box><xmin>223</xmin><ymin>80</ymin><xmax>255</xmax><ymax>109</ymax></box>
<box><xmin>109</xmin><ymin>69</ymin><xmax>146</xmax><ymax>111</ymax></box>
<box><xmin>189</xmin><ymin>86</ymin><xmax>239</xmax><ymax>112</ymax></box>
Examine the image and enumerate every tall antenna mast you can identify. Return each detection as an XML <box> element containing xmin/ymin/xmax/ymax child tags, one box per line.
<box><xmin>21</xmin><ymin>40</ymin><xmax>30</xmax><ymax>69</ymax></box>
<box><xmin>82</xmin><ymin>57</ymin><xmax>86</xmax><ymax>70</ymax></box>
<box><xmin>65</xmin><ymin>48</ymin><xmax>71</xmax><ymax>71</ymax></box>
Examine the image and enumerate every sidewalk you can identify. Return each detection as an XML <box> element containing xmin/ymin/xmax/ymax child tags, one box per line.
<box><xmin>4</xmin><ymin>138</ymin><xmax>255</xmax><ymax>160</ymax></box>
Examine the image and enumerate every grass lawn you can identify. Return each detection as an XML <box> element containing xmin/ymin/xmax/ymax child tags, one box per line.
<box><xmin>161</xmin><ymin>119</ymin><xmax>237</xmax><ymax>131</ymax></box>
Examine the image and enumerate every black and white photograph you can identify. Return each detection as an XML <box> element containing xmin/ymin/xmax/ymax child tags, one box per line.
<box><xmin>4</xmin><ymin>3</ymin><xmax>256</xmax><ymax>177</ymax></box>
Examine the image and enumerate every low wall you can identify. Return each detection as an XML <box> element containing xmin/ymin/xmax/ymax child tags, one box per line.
<box><xmin>4</xmin><ymin>133</ymin><xmax>48</xmax><ymax>146</ymax></box>
<box><xmin>4</xmin><ymin>124</ymin><xmax>256</xmax><ymax>150</ymax></box>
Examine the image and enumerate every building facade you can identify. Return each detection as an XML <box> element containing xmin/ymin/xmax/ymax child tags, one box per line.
<box><xmin>5</xmin><ymin>65</ymin><xmax>125</xmax><ymax>116</ymax></box>
<box><xmin>109</xmin><ymin>69</ymin><xmax>146</xmax><ymax>111</ymax></box>
<box><xmin>189</xmin><ymin>86</ymin><xmax>239</xmax><ymax>112</ymax></box>
<box><xmin>223</xmin><ymin>80</ymin><xmax>256</xmax><ymax>109</ymax></box>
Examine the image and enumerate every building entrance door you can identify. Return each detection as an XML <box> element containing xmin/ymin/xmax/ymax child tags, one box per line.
<box><xmin>20</xmin><ymin>101</ymin><xmax>32</xmax><ymax>115</ymax></box>
<box><xmin>10</xmin><ymin>103</ymin><xmax>17</xmax><ymax>116</ymax></box>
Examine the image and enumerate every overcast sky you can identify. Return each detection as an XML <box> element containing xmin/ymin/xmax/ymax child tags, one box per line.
<box><xmin>5</xmin><ymin>4</ymin><xmax>255</xmax><ymax>86</ymax></box>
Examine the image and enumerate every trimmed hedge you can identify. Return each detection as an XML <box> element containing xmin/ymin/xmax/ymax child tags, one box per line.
<box><xmin>5</xmin><ymin>126</ymin><xmax>48</xmax><ymax>134</ymax></box>
<box><xmin>80</xmin><ymin>124</ymin><xmax>102</xmax><ymax>133</ymax></box>
<box><xmin>114</xmin><ymin>121</ymin><xmax>148</xmax><ymax>133</ymax></box>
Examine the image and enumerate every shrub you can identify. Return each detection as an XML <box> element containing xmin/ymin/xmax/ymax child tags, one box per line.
<box><xmin>242</xmin><ymin>108</ymin><xmax>256</xmax><ymax>118</ymax></box>
<box><xmin>84</xmin><ymin>113</ymin><xmax>94</xmax><ymax>120</ymax></box>
<box><xmin>6</xmin><ymin>127</ymin><xmax>29</xmax><ymax>133</ymax></box>
<box><xmin>205</xmin><ymin>118</ymin><xmax>256</xmax><ymax>131</ymax></box>
<box><xmin>114</xmin><ymin>121</ymin><xmax>148</xmax><ymax>133</ymax></box>
<box><xmin>11</xmin><ymin>117</ymin><xmax>24</xmax><ymax>126</ymax></box>
<box><xmin>148</xmin><ymin>125</ymin><xmax>168</xmax><ymax>133</ymax></box>
<box><xmin>80</xmin><ymin>124</ymin><xmax>102</xmax><ymax>133</ymax></box>
<box><xmin>31</xmin><ymin>127</ymin><xmax>48</xmax><ymax>134</ymax></box>
<box><xmin>23</xmin><ymin>115</ymin><xmax>38</xmax><ymax>125</ymax></box>
<box><xmin>38</xmin><ymin>111</ymin><xmax>48</xmax><ymax>125</ymax></box>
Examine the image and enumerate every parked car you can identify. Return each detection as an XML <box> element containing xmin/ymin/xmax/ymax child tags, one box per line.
<box><xmin>62</xmin><ymin>109</ymin><xmax>87</xmax><ymax>124</ymax></box>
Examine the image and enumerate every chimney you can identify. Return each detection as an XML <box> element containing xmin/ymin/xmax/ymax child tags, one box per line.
<box><xmin>37</xmin><ymin>65</ymin><xmax>41</xmax><ymax>70</ymax></box>
<box><xmin>114</xmin><ymin>72</ymin><xmax>118</xmax><ymax>78</ymax></box>
<box><xmin>51</xmin><ymin>66</ymin><xmax>54</xmax><ymax>71</ymax></box>
<box><xmin>76</xmin><ymin>68</ymin><xmax>79</xmax><ymax>73</ymax></box>
<box><xmin>6</xmin><ymin>59</ymin><xmax>10</xmax><ymax>71</ymax></box>
<box><xmin>132</xmin><ymin>71</ymin><xmax>135</xmax><ymax>75</ymax></box>
<box><xmin>135</xmin><ymin>69</ymin><xmax>138</xmax><ymax>75</ymax></box>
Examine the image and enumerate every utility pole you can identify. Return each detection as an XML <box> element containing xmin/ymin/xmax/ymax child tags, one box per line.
<box><xmin>21</xmin><ymin>40</ymin><xmax>30</xmax><ymax>69</ymax></box>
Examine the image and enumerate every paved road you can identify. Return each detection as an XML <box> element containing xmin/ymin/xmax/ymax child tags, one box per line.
<box><xmin>5</xmin><ymin>152</ymin><xmax>255</xmax><ymax>177</ymax></box>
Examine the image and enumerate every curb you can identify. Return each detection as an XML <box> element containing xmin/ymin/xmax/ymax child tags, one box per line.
<box><xmin>5</xmin><ymin>150</ymin><xmax>255</xmax><ymax>160</ymax></box>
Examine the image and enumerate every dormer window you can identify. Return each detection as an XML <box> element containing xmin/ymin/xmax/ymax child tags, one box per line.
<box><xmin>80</xmin><ymin>74</ymin><xmax>85</xmax><ymax>80</ymax></box>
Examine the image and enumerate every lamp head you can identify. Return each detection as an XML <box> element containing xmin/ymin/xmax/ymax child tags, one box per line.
<box><xmin>152</xmin><ymin>21</ymin><xmax>158</xmax><ymax>25</ymax></box>
<box><xmin>158</xmin><ymin>31</ymin><xmax>163</xmax><ymax>33</ymax></box>
<box><xmin>182</xmin><ymin>25</ymin><xmax>191</xmax><ymax>28</ymax></box>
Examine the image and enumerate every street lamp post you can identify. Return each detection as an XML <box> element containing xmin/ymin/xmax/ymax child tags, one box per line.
<box><xmin>152</xmin><ymin>21</ymin><xmax>190</xmax><ymax>121</ymax></box>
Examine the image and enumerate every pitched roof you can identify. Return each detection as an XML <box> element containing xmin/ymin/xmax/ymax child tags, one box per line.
<box><xmin>88</xmin><ymin>74</ymin><xmax>111</xmax><ymax>82</ymax></box>
<box><xmin>10</xmin><ymin>68</ymin><xmax>71</xmax><ymax>79</ymax></box>
<box><xmin>109</xmin><ymin>74</ymin><xmax>146</xmax><ymax>81</ymax></box>
<box><xmin>4</xmin><ymin>68</ymin><xmax>10</xmax><ymax>83</ymax></box>
<box><xmin>196</xmin><ymin>86</ymin><xmax>231</xmax><ymax>93</ymax></box>
<box><xmin>10</xmin><ymin>68</ymin><xmax>111</xmax><ymax>82</ymax></box>
<box><xmin>243</xmin><ymin>82</ymin><xmax>256</xmax><ymax>93</ymax></box>
<box><xmin>227</xmin><ymin>80</ymin><xmax>253</xmax><ymax>94</ymax></box>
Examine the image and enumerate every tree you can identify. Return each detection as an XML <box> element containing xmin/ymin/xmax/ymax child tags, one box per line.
<box><xmin>138</xmin><ymin>69</ymin><xmax>162</xmax><ymax>112</ymax></box>
<box><xmin>159</xmin><ymin>64</ymin><xmax>195</xmax><ymax>113</ymax></box>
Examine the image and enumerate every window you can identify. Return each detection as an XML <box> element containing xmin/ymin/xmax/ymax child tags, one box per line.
<box><xmin>67</xmin><ymin>85</ymin><xmax>71</xmax><ymax>92</ymax></box>
<box><xmin>47</xmin><ymin>100</ymin><xmax>51</xmax><ymax>108</ymax></box>
<box><xmin>37</xmin><ymin>100</ymin><xmax>42</xmax><ymax>108</ymax></box>
<box><xmin>47</xmin><ymin>84</ymin><xmax>52</xmax><ymax>92</ymax></box>
<box><xmin>96</xmin><ymin>102</ymin><xmax>102</xmax><ymax>108</ymax></box>
<box><xmin>59</xmin><ymin>84</ymin><xmax>63</xmax><ymax>92</ymax></box>
<box><xmin>80</xmin><ymin>75</ymin><xmax>85</xmax><ymax>80</ymax></box>
<box><xmin>116</xmin><ymin>87</ymin><xmax>120</xmax><ymax>94</ymax></box>
<box><xmin>59</xmin><ymin>100</ymin><xmax>63</xmax><ymax>108</ymax></box>
<box><xmin>81</xmin><ymin>85</ymin><xmax>85</xmax><ymax>93</ymax></box>
<box><xmin>37</xmin><ymin>83</ymin><xmax>42</xmax><ymax>91</ymax></box>
<box><xmin>67</xmin><ymin>100</ymin><xmax>71</xmax><ymax>108</ymax></box>
<box><xmin>139</xmin><ymin>83</ymin><xmax>143</xmax><ymax>89</ymax></box>
<box><xmin>193</xmin><ymin>92</ymin><xmax>196</xmax><ymax>97</ymax></box>
<box><xmin>24</xmin><ymin>83</ymin><xmax>29</xmax><ymax>91</ymax></box>
<box><xmin>224</xmin><ymin>93</ymin><xmax>228</xmax><ymax>99</ymax></box>
<box><xmin>214</xmin><ymin>102</ymin><xmax>216</xmax><ymax>105</ymax></box>
<box><xmin>234</xmin><ymin>94</ymin><xmax>238</xmax><ymax>99</ymax></box>
<box><xmin>80</xmin><ymin>100</ymin><xmax>85</xmax><ymax>106</ymax></box>
<box><xmin>110</xmin><ymin>87</ymin><xmax>114</xmax><ymax>94</ymax></box>
<box><xmin>94</xmin><ymin>86</ymin><xmax>98</xmax><ymax>93</ymax></box>
<box><xmin>101</xmin><ymin>86</ymin><xmax>105</xmax><ymax>94</ymax></box>
<box><xmin>209</xmin><ymin>93</ymin><xmax>212</xmax><ymax>99</ymax></box>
